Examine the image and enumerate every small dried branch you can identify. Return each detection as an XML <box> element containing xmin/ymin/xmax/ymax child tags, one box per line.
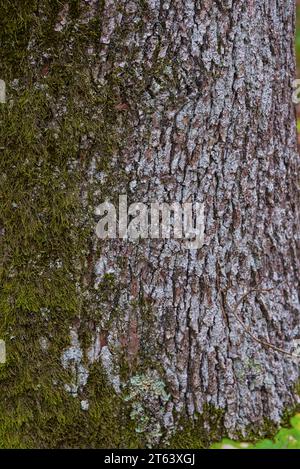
<box><xmin>228</xmin><ymin>288</ymin><xmax>300</xmax><ymax>361</ymax></box>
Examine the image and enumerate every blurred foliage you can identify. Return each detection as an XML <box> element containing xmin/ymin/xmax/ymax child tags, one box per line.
<box><xmin>297</xmin><ymin>5</ymin><xmax>300</xmax><ymax>69</ymax></box>
<box><xmin>212</xmin><ymin>414</ymin><xmax>300</xmax><ymax>449</ymax></box>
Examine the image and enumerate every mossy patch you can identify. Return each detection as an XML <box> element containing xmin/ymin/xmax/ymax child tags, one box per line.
<box><xmin>0</xmin><ymin>0</ymin><xmax>140</xmax><ymax>448</ymax></box>
<box><xmin>166</xmin><ymin>405</ymin><xmax>225</xmax><ymax>449</ymax></box>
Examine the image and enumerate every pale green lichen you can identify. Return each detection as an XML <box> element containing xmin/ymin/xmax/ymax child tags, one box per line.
<box><xmin>124</xmin><ymin>370</ymin><xmax>170</xmax><ymax>447</ymax></box>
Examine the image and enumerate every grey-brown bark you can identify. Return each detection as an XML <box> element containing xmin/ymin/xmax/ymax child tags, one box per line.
<box><xmin>87</xmin><ymin>0</ymin><xmax>300</xmax><ymax>439</ymax></box>
<box><xmin>1</xmin><ymin>0</ymin><xmax>299</xmax><ymax>448</ymax></box>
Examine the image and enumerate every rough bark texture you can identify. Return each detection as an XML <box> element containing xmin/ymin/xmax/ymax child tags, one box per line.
<box><xmin>0</xmin><ymin>0</ymin><xmax>299</xmax><ymax>448</ymax></box>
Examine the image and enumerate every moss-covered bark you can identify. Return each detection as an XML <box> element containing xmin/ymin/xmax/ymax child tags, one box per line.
<box><xmin>0</xmin><ymin>0</ymin><xmax>138</xmax><ymax>448</ymax></box>
<box><xmin>0</xmin><ymin>0</ymin><xmax>299</xmax><ymax>448</ymax></box>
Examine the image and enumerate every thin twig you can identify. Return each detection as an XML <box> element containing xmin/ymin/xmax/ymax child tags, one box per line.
<box><xmin>228</xmin><ymin>288</ymin><xmax>300</xmax><ymax>361</ymax></box>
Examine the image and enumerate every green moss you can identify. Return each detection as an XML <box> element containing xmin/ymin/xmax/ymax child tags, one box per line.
<box><xmin>167</xmin><ymin>405</ymin><xmax>225</xmax><ymax>449</ymax></box>
<box><xmin>0</xmin><ymin>0</ymin><xmax>140</xmax><ymax>448</ymax></box>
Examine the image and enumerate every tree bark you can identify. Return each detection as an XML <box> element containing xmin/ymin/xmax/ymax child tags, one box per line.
<box><xmin>0</xmin><ymin>0</ymin><xmax>299</xmax><ymax>448</ymax></box>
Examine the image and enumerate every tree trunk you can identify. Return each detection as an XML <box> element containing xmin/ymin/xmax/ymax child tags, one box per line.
<box><xmin>0</xmin><ymin>0</ymin><xmax>299</xmax><ymax>448</ymax></box>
